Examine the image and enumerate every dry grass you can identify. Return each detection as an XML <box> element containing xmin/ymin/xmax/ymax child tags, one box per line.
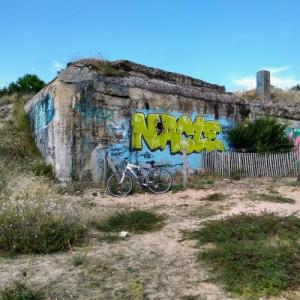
<box><xmin>0</xmin><ymin>176</ymin><xmax>87</xmax><ymax>256</ymax></box>
<box><xmin>172</xmin><ymin>172</ymin><xmax>216</xmax><ymax>192</ymax></box>
<box><xmin>72</xmin><ymin>58</ymin><xmax>124</xmax><ymax>76</ymax></box>
<box><xmin>235</xmin><ymin>88</ymin><xmax>300</xmax><ymax>104</ymax></box>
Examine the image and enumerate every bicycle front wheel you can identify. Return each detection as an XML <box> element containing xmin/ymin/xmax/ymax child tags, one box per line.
<box><xmin>106</xmin><ymin>172</ymin><xmax>133</xmax><ymax>197</ymax></box>
<box><xmin>146</xmin><ymin>168</ymin><xmax>173</xmax><ymax>194</ymax></box>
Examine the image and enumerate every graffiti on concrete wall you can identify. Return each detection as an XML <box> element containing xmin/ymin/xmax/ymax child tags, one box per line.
<box><xmin>74</xmin><ymin>105</ymin><xmax>232</xmax><ymax>179</ymax></box>
<box><xmin>74</xmin><ymin>101</ymin><xmax>129</xmax><ymax>139</ymax></box>
<box><xmin>131</xmin><ymin>113</ymin><xmax>224</xmax><ymax>154</ymax></box>
<box><xmin>286</xmin><ymin>128</ymin><xmax>300</xmax><ymax>147</ymax></box>
<box><xmin>29</xmin><ymin>94</ymin><xmax>55</xmax><ymax>132</ymax></box>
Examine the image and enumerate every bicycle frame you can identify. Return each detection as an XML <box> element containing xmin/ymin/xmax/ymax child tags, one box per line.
<box><xmin>119</xmin><ymin>162</ymin><xmax>151</xmax><ymax>184</ymax></box>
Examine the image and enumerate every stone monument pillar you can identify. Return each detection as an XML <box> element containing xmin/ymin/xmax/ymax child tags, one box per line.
<box><xmin>256</xmin><ymin>70</ymin><xmax>270</xmax><ymax>101</ymax></box>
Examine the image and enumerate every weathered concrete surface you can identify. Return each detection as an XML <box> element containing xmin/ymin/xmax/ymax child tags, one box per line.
<box><xmin>257</xmin><ymin>70</ymin><xmax>271</xmax><ymax>101</ymax></box>
<box><xmin>25</xmin><ymin>60</ymin><xmax>300</xmax><ymax>182</ymax></box>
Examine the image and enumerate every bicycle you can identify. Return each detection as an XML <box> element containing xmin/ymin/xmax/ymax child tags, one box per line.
<box><xmin>106</xmin><ymin>159</ymin><xmax>173</xmax><ymax>197</ymax></box>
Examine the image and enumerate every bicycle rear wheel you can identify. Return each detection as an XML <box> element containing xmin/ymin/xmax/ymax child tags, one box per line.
<box><xmin>146</xmin><ymin>168</ymin><xmax>172</xmax><ymax>194</ymax></box>
<box><xmin>106</xmin><ymin>171</ymin><xmax>133</xmax><ymax>197</ymax></box>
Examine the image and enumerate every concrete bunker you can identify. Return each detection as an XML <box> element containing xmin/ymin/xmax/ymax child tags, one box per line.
<box><xmin>25</xmin><ymin>60</ymin><xmax>298</xmax><ymax>182</ymax></box>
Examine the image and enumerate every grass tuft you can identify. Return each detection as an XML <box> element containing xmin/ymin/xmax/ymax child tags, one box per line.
<box><xmin>72</xmin><ymin>59</ymin><xmax>124</xmax><ymax>76</ymax></box>
<box><xmin>93</xmin><ymin>210</ymin><xmax>165</xmax><ymax>234</ymax></box>
<box><xmin>252</xmin><ymin>193</ymin><xmax>295</xmax><ymax>204</ymax></box>
<box><xmin>184</xmin><ymin>213</ymin><xmax>300</xmax><ymax>298</ymax></box>
<box><xmin>200</xmin><ymin>193</ymin><xmax>225</xmax><ymax>202</ymax></box>
<box><xmin>1</xmin><ymin>281</ymin><xmax>44</xmax><ymax>300</ymax></box>
<box><xmin>72</xmin><ymin>253</ymin><xmax>88</xmax><ymax>266</ymax></box>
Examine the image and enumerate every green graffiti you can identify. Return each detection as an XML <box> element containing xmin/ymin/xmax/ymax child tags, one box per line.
<box><xmin>131</xmin><ymin>113</ymin><xmax>224</xmax><ymax>154</ymax></box>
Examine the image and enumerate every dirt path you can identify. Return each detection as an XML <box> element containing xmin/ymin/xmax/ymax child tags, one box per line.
<box><xmin>1</xmin><ymin>177</ymin><xmax>300</xmax><ymax>299</ymax></box>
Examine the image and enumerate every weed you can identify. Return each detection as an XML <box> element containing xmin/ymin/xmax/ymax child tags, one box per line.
<box><xmin>252</xmin><ymin>193</ymin><xmax>295</xmax><ymax>204</ymax></box>
<box><xmin>1</xmin><ymin>281</ymin><xmax>44</xmax><ymax>300</ymax></box>
<box><xmin>200</xmin><ymin>193</ymin><xmax>225</xmax><ymax>202</ymax></box>
<box><xmin>93</xmin><ymin>210</ymin><xmax>165</xmax><ymax>233</ymax></box>
<box><xmin>72</xmin><ymin>253</ymin><xmax>88</xmax><ymax>266</ymax></box>
<box><xmin>184</xmin><ymin>213</ymin><xmax>300</xmax><ymax>298</ymax></box>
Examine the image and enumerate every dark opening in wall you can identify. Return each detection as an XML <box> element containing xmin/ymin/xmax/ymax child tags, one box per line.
<box><xmin>156</xmin><ymin>116</ymin><xmax>163</xmax><ymax>135</ymax></box>
<box><xmin>214</xmin><ymin>102</ymin><xmax>219</xmax><ymax>119</ymax></box>
<box><xmin>145</xmin><ymin>102</ymin><xmax>150</xmax><ymax>110</ymax></box>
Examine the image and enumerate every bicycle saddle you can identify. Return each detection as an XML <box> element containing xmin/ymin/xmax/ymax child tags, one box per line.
<box><xmin>145</xmin><ymin>160</ymin><xmax>155</xmax><ymax>165</ymax></box>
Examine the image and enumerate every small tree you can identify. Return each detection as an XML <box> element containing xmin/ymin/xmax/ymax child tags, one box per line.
<box><xmin>228</xmin><ymin>117</ymin><xmax>294</xmax><ymax>153</ymax></box>
<box><xmin>0</xmin><ymin>74</ymin><xmax>45</xmax><ymax>96</ymax></box>
<box><xmin>13</xmin><ymin>74</ymin><xmax>45</xmax><ymax>94</ymax></box>
<box><xmin>291</xmin><ymin>85</ymin><xmax>300</xmax><ymax>91</ymax></box>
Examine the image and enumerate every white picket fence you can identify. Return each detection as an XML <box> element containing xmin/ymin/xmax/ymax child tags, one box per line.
<box><xmin>202</xmin><ymin>148</ymin><xmax>300</xmax><ymax>178</ymax></box>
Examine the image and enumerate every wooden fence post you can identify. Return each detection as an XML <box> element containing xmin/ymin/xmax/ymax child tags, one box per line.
<box><xmin>183</xmin><ymin>149</ymin><xmax>188</xmax><ymax>189</ymax></box>
<box><xmin>297</xmin><ymin>145</ymin><xmax>300</xmax><ymax>182</ymax></box>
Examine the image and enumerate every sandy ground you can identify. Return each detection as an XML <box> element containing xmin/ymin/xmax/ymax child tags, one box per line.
<box><xmin>1</xmin><ymin>177</ymin><xmax>300</xmax><ymax>300</ymax></box>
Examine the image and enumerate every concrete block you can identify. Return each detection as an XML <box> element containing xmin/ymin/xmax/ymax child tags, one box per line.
<box><xmin>257</xmin><ymin>70</ymin><xmax>270</xmax><ymax>100</ymax></box>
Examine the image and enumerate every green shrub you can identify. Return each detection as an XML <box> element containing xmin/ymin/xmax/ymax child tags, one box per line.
<box><xmin>93</xmin><ymin>210</ymin><xmax>165</xmax><ymax>233</ymax></box>
<box><xmin>1</xmin><ymin>282</ymin><xmax>44</xmax><ymax>300</ymax></box>
<box><xmin>228</xmin><ymin>117</ymin><xmax>293</xmax><ymax>153</ymax></box>
<box><xmin>0</xmin><ymin>203</ymin><xmax>86</xmax><ymax>256</ymax></box>
<box><xmin>184</xmin><ymin>213</ymin><xmax>300</xmax><ymax>298</ymax></box>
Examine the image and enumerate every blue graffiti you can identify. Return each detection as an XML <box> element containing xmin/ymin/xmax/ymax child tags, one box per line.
<box><xmin>74</xmin><ymin>101</ymin><xmax>115</xmax><ymax>127</ymax></box>
<box><xmin>30</xmin><ymin>94</ymin><xmax>55</xmax><ymax>132</ymax></box>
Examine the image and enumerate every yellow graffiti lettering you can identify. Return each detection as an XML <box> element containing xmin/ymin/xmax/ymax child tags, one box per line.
<box><xmin>131</xmin><ymin>113</ymin><xmax>224</xmax><ymax>153</ymax></box>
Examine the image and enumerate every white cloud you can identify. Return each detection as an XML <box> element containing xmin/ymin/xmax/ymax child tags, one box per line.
<box><xmin>271</xmin><ymin>76</ymin><xmax>299</xmax><ymax>90</ymax></box>
<box><xmin>51</xmin><ymin>60</ymin><xmax>65</xmax><ymax>73</ymax></box>
<box><xmin>232</xmin><ymin>76</ymin><xmax>256</xmax><ymax>91</ymax></box>
<box><xmin>264</xmin><ymin>65</ymin><xmax>292</xmax><ymax>74</ymax></box>
<box><xmin>232</xmin><ymin>65</ymin><xmax>299</xmax><ymax>91</ymax></box>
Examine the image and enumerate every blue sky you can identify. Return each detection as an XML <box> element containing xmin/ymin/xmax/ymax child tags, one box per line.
<box><xmin>1</xmin><ymin>0</ymin><xmax>300</xmax><ymax>91</ymax></box>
